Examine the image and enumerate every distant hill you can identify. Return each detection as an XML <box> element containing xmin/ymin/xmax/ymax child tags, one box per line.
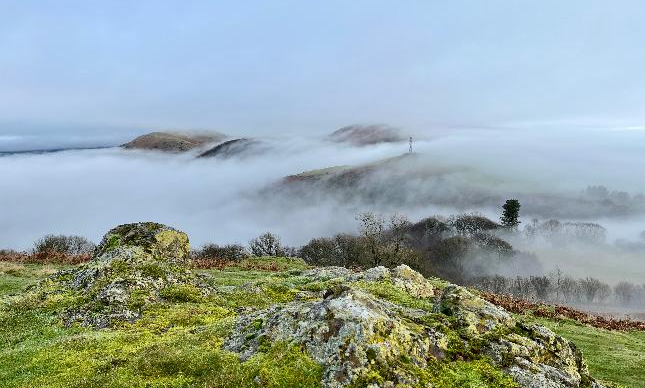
<box><xmin>122</xmin><ymin>131</ymin><xmax>226</xmax><ymax>152</ymax></box>
<box><xmin>199</xmin><ymin>138</ymin><xmax>269</xmax><ymax>159</ymax></box>
<box><xmin>329</xmin><ymin>124</ymin><xmax>406</xmax><ymax>146</ymax></box>
<box><xmin>277</xmin><ymin>153</ymin><xmax>643</xmax><ymax>219</ymax></box>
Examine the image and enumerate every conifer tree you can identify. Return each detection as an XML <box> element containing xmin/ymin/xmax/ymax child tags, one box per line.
<box><xmin>500</xmin><ymin>199</ymin><xmax>521</xmax><ymax>229</ymax></box>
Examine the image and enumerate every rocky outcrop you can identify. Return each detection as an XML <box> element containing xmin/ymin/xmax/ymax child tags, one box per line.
<box><xmin>32</xmin><ymin>222</ymin><xmax>208</xmax><ymax>328</ymax></box>
<box><xmin>226</xmin><ymin>265</ymin><xmax>605</xmax><ymax>388</ymax></box>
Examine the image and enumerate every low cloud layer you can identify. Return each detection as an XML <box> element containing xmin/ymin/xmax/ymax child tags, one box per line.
<box><xmin>2</xmin><ymin>127</ymin><xmax>645</xmax><ymax>283</ymax></box>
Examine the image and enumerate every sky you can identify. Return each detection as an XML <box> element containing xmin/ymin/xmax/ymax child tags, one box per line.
<box><xmin>1</xmin><ymin>1</ymin><xmax>645</xmax><ymax>150</ymax></box>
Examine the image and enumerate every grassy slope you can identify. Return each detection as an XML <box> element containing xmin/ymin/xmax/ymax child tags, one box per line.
<box><xmin>0</xmin><ymin>262</ymin><xmax>69</xmax><ymax>296</ymax></box>
<box><xmin>1</xmin><ymin>260</ymin><xmax>643</xmax><ymax>388</ymax></box>
<box><xmin>533</xmin><ymin>317</ymin><xmax>645</xmax><ymax>388</ymax></box>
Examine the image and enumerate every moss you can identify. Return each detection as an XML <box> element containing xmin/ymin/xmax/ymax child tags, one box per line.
<box><xmin>349</xmin><ymin>357</ymin><xmax>517</xmax><ymax>388</ymax></box>
<box><xmin>354</xmin><ymin>279</ymin><xmax>435</xmax><ymax>311</ymax></box>
<box><xmin>128</xmin><ymin>289</ymin><xmax>149</xmax><ymax>311</ymax></box>
<box><xmin>0</xmin><ymin>311</ymin><xmax>321</xmax><ymax>388</ymax></box>
<box><xmin>134</xmin><ymin>262</ymin><xmax>161</xmax><ymax>278</ymax></box>
<box><xmin>159</xmin><ymin>284</ymin><xmax>204</xmax><ymax>303</ymax></box>
<box><xmin>105</xmin><ymin>234</ymin><xmax>122</xmax><ymax>252</ymax></box>
<box><xmin>425</xmin><ymin>358</ymin><xmax>518</xmax><ymax>388</ymax></box>
<box><xmin>108</xmin><ymin>259</ymin><xmax>130</xmax><ymax>276</ymax></box>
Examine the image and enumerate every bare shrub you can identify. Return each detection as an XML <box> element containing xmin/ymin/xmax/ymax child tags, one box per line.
<box><xmin>33</xmin><ymin>234</ymin><xmax>96</xmax><ymax>255</ymax></box>
<box><xmin>193</xmin><ymin>243</ymin><xmax>248</xmax><ymax>261</ymax></box>
<box><xmin>248</xmin><ymin>232</ymin><xmax>284</xmax><ymax>257</ymax></box>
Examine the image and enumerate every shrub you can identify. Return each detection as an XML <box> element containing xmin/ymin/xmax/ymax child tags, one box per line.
<box><xmin>299</xmin><ymin>237</ymin><xmax>336</xmax><ymax>266</ymax></box>
<box><xmin>33</xmin><ymin>234</ymin><xmax>96</xmax><ymax>255</ymax></box>
<box><xmin>249</xmin><ymin>232</ymin><xmax>285</xmax><ymax>257</ymax></box>
<box><xmin>193</xmin><ymin>243</ymin><xmax>248</xmax><ymax>261</ymax></box>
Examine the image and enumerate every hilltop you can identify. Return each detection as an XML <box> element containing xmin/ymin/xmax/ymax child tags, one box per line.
<box><xmin>0</xmin><ymin>222</ymin><xmax>621</xmax><ymax>388</ymax></box>
<box><xmin>122</xmin><ymin>131</ymin><xmax>227</xmax><ymax>152</ymax></box>
<box><xmin>329</xmin><ymin>124</ymin><xmax>406</xmax><ymax>146</ymax></box>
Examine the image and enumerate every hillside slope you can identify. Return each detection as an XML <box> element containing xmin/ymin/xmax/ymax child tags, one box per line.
<box><xmin>278</xmin><ymin>153</ymin><xmax>645</xmax><ymax>219</ymax></box>
<box><xmin>199</xmin><ymin>138</ymin><xmax>269</xmax><ymax>158</ymax></box>
<box><xmin>329</xmin><ymin>124</ymin><xmax>406</xmax><ymax>146</ymax></box>
<box><xmin>0</xmin><ymin>223</ymin><xmax>622</xmax><ymax>388</ymax></box>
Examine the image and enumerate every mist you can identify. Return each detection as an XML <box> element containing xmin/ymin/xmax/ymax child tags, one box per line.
<box><xmin>2</xmin><ymin>127</ymin><xmax>645</xmax><ymax>285</ymax></box>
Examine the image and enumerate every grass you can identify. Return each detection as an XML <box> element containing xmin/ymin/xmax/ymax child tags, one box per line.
<box><xmin>0</xmin><ymin>262</ymin><xmax>69</xmax><ymax>297</ymax></box>
<box><xmin>530</xmin><ymin>317</ymin><xmax>645</xmax><ymax>388</ymax></box>
<box><xmin>1</xmin><ymin>259</ymin><xmax>643</xmax><ymax>388</ymax></box>
<box><xmin>0</xmin><ymin>258</ymin><xmax>322</xmax><ymax>388</ymax></box>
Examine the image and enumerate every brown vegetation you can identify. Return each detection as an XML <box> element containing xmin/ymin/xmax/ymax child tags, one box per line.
<box><xmin>0</xmin><ymin>250</ymin><xmax>91</xmax><ymax>265</ymax></box>
<box><xmin>482</xmin><ymin>292</ymin><xmax>645</xmax><ymax>331</ymax></box>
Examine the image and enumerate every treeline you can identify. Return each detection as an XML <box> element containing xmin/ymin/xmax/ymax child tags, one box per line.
<box><xmin>470</xmin><ymin>272</ymin><xmax>645</xmax><ymax>307</ymax></box>
<box><xmin>298</xmin><ymin>212</ymin><xmax>519</xmax><ymax>283</ymax></box>
<box><xmin>188</xmin><ymin>212</ymin><xmax>517</xmax><ymax>283</ymax></box>
<box><xmin>523</xmin><ymin>218</ymin><xmax>607</xmax><ymax>245</ymax></box>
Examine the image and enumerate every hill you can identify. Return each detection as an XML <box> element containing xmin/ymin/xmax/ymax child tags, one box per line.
<box><xmin>278</xmin><ymin>153</ymin><xmax>645</xmax><ymax>220</ymax></box>
<box><xmin>199</xmin><ymin>138</ymin><xmax>269</xmax><ymax>158</ymax></box>
<box><xmin>329</xmin><ymin>124</ymin><xmax>406</xmax><ymax>146</ymax></box>
<box><xmin>0</xmin><ymin>222</ymin><xmax>623</xmax><ymax>388</ymax></box>
<box><xmin>122</xmin><ymin>131</ymin><xmax>227</xmax><ymax>152</ymax></box>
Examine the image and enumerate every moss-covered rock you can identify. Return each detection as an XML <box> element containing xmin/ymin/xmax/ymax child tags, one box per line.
<box><xmin>227</xmin><ymin>265</ymin><xmax>605</xmax><ymax>388</ymax></box>
<box><xmin>27</xmin><ymin>222</ymin><xmax>207</xmax><ymax>328</ymax></box>
<box><xmin>95</xmin><ymin>222</ymin><xmax>190</xmax><ymax>265</ymax></box>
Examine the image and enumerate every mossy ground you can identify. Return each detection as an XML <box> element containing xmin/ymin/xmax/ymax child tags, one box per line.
<box><xmin>0</xmin><ymin>259</ymin><xmax>641</xmax><ymax>387</ymax></box>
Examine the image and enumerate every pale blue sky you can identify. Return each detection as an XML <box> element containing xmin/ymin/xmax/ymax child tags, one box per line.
<box><xmin>1</xmin><ymin>0</ymin><xmax>644</xmax><ymax>147</ymax></box>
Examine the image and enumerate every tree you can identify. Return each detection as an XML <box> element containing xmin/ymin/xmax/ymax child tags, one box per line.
<box><xmin>357</xmin><ymin>212</ymin><xmax>413</xmax><ymax>267</ymax></box>
<box><xmin>500</xmin><ymin>199</ymin><xmax>521</xmax><ymax>229</ymax></box>
<box><xmin>614</xmin><ymin>281</ymin><xmax>637</xmax><ymax>304</ymax></box>
<box><xmin>248</xmin><ymin>232</ymin><xmax>285</xmax><ymax>257</ymax></box>
<box><xmin>448</xmin><ymin>214</ymin><xmax>499</xmax><ymax>236</ymax></box>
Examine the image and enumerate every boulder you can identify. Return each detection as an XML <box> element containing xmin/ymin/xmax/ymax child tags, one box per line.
<box><xmin>33</xmin><ymin>222</ymin><xmax>206</xmax><ymax>328</ymax></box>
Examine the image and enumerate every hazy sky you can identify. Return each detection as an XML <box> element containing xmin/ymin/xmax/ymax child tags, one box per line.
<box><xmin>1</xmin><ymin>1</ymin><xmax>645</xmax><ymax>146</ymax></box>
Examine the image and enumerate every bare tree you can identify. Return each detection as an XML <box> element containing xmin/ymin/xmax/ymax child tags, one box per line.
<box><xmin>579</xmin><ymin>277</ymin><xmax>606</xmax><ymax>303</ymax></box>
<box><xmin>248</xmin><ymin>232</ymin><xmax>285</xmax><ymax>257</ymax></box>
<box><xmin>614</xmin><ymin>281</ymin><xmax>637</xmax><ymax>304</ymax></box>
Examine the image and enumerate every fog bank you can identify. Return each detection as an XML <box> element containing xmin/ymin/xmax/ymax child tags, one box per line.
<box><xmin>1</xmin><ymin>127</ymin><xmax>645</xmax><ymax>283</ymax></box>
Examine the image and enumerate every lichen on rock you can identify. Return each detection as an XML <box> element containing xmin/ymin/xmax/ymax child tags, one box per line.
<box><xmin>29</xmin><ymin>222</ymin><xmax>208</xmax><ymax>328</ymax></box>
<box><xmin>225</xmin><ymin>286</ymin><xmax>443</xmax><ymax>388</ymax></box>
<box><xmin>227</xmin><ymin>265</ymin><xmax>605</xmax><ymax>388</ymax></box>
